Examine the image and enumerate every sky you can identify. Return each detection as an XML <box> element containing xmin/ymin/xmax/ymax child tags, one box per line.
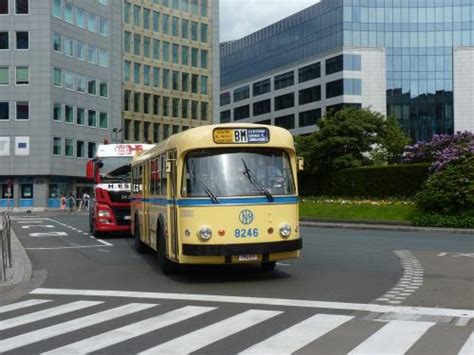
<box><xmin>220</xmin><ymin>0</ymin><xmax>320</xmax><ymax>42</ymax></box>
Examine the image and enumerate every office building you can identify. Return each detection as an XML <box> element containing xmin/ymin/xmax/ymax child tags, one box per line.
<box><xmin>122</xmin><ymin>0</ymin><xmax>219</xmax><ymax>143</ymax></box>
<box><xmin>0</xmin><ymin>0</ymin><xmax>122</xmax><ymax>208</ymax></box>
<box><xmin>220</xmin><ymin>0</ymin><xmax>474</xmax><ymax>140</ymax></box>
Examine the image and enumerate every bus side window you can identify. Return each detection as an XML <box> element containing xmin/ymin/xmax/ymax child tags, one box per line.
<box><xmin>161</xmin><ymin>155</ymin><xmax>167</xmax><ymax>195</ymax></box>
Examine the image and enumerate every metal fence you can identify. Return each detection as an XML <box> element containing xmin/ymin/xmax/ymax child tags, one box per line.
<box><xmin>1</xmin><ymin>211</ymin><xmax>12</xmax><ymax>281</ymax></box>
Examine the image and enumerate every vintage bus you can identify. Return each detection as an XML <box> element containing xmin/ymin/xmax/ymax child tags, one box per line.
<box><xmin>130</xmin><ymin>124</ymin><xmax>303</xmax><ymax>273</ymax></box>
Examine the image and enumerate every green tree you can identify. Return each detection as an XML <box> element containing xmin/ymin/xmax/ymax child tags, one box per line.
<box><xmin>382</xmin><ymin>116</ymin><xmax>412</xmax><ymax>164</ymax></box>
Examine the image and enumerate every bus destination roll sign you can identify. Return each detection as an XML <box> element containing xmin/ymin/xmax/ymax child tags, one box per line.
<box><xmin>213</xmin><ymin>128</ymin><xmax>270</xmax><ymax>144</ymax></box>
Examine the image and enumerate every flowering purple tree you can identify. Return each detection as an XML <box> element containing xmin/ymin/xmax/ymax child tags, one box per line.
<box><xmin>404</xmin><ymin>131</ymin><xmax>474</xmax><ymax>172</ymax></box>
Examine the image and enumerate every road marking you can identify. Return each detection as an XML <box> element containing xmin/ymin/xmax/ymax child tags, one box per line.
<box><xmin>349</xmin><ymin>320</ymin><xmax>434</xmax><ymax>355</ymax></box>
<box><xmin>45</xmin><ymin>306</ymin><xmax>215</xmax><ymax>355</ymax></box>
<box><xmin>0</xmin><ymin>299</ymin><xmax>51</xmax><ymax>314</ymax></box>
<box><xmin>0</xmin><ymin>301</ymin><xmax>102</xmax><ymax>331</ymax></box>
<box><xmin>22</xmin><ymin>225</ymin><xmax>55</xmax><ymax>229</ymax></box>
<box><xmin>140</xmin><ymin>309</ymin><xmax>281</xmax><ymax>355</ymax></box>
<box><xmin>240</xmin><ymin>313</ymin><xmax>353</xmax><ymax>354</ymax></box>
<box><xmin>17</xmin><ymin>221</ymin><xmax>47</xmax><ymax>224</ymax></box>
<box><xmin>29</xmin><ymin>232</ymin><xmax>68</xmax><ymax>237</ymax></box>
<box><xmin>458</xmin><ymin>331</ymin><xmax>474</xmax><ymax>355</ymax></box>
<box><xmin>0</xmin><ymin>303</ymin><xmax>156</xmax><ymax>352</ymax></box>
<box><xmin>30</xmin><ymin>288</ymin><xmax>474</xmax><ymax>319</ymax></box>
<box><xmin>89</xmin><ymin>236</ymin><xmax>113</xmax><ymax>246</ymax></box>
<box><xmin>26</xmin><ymin>245</ymin><xmax>112</xmax><ymax>250</ymax></box>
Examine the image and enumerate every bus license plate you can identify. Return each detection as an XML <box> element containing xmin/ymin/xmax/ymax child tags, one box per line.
<box><xmin>124</xmin><ymin>216</ymin><xmax>131</xmax><ymax>220</ymax></box>
<box><xmin>238</xmin><ymin>254</ymin><xmax>258</xmax><ymax>261</ymax></box>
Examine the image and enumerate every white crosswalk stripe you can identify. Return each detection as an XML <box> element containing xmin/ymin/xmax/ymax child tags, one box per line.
<box><xmin>0</xmin><ymin>299</ymin><xmax>51</xmax><ymax>314</ymax></box>
<box><xmin>0</xmin><ymin>303</ymin><xmax>156</xmax><ymax>352</ymax></box>
<box><xmin>239</xmin><ymin>313</ymin><xmax>354</xmax><ymax>355</ymax></box>
<box><xmin>458</xmin><ymin>331</ymin><xmax>474</xmax><ymax>355</ymax></box>
<box><xmin>0</xmin><ymin>297</ymin><xmax>472</xmax><ymax>354</ymax></box>
<box><xmin>140</xmin><ymin>309</ymin><xmax>282</xmax><ymax>355</ymax></box>
<box><xmin>348</xmin><ymin>320</ymin><xmax>435</xmax><ymax>355</ymax></box>
<box><xmin>44</xmin><ymin>306</ymin><xmax>216</xmax><ymax>355</ymax></box>
<box><xmin>0</xmin><ymin>301</ymin><xmax>102</xmax><ymax>331</ymax></box>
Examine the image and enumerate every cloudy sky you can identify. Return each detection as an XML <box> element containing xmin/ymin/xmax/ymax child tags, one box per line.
<box><xmin>220</xmin><ymin>0</ymin><xmax>320</xmax><ymax>42</ymax></box>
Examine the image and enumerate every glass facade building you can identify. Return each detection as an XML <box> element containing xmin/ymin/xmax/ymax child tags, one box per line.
<box><xmin>221</xmin><ymin>0</ymin><xmax>474</xmax><ymax>141</ymax></box>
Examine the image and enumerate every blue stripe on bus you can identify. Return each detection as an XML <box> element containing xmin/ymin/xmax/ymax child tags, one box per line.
<box><xmin>131</xmin><ymin>196</ymin><xmax>298</xmax><ymax>206</ymax></box>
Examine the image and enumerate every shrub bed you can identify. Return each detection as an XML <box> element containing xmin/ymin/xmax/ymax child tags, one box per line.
<box><xmin>411</xmin><ymin>212</ymin><xmax>474</xmax><ymax>229</ymax></box>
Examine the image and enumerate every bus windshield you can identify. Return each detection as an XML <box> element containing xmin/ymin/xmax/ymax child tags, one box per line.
<box><xmin>182</xmin><ymin>149</ymin><xmax>295</xmax><ymax>198</ymax></box>
<box><xmin>98</xmin><ymin>156</ymin><xmax>132</xmax><ymax>181</ymax></box>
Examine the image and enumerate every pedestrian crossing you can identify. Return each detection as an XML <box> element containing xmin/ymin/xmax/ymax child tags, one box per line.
<box><xmin>0</xmin><ymin>297</ymin><xmax>472</xmax><ymax>354</ymax></box>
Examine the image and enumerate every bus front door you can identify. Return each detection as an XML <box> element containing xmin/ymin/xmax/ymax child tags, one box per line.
<box><xmin>166</xmin><ymin>152</ymin><xmax>178</xmax><ymax>262</ymax></box>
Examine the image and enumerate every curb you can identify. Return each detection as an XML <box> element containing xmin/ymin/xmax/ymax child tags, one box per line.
<box><xmin>300</xmin><ymin>220</ymin><xmax>474</xmax><ymax>235</ymax></box>
<box><xmin>0</xmin><ymin>227</ymin><xmax>34</xmax><ymax>305</ymax></box>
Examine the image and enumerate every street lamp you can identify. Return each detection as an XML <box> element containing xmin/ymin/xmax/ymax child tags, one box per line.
<box><xmin>112</xmin><ymin>128</ymin><xmax>123</xmax><ymax>143</ymax></box>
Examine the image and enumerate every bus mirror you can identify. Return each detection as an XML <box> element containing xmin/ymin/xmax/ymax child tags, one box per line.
<box><xmin>166</xmin><ymin>160</ymin><xmax>172</xmax><ymax>174</ymax></box>
<box><xmin>297</xmin><ymin>157</ymin><xmax>304</xmax><ymax>171</ymax></box>
<box><xmin>86</xmin><ymin>160</ymin><xmax>95</xmax><ymax>180</ymax></box>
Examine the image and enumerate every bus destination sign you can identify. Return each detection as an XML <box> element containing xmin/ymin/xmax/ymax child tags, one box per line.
<box><xmin>213</xmin><ymin>128</ymin><xmax>270</xmax><ymax>144</ymax></box>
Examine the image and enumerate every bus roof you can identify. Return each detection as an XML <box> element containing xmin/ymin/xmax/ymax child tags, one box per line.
<box><xmin>133</xmin><ymin>123</ymin><xmax>296</xmax><ymax>164</ymax></box>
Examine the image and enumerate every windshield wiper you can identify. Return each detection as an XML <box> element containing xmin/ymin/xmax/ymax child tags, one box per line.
<box><xmin>190</xmin><ymin>164</ymin><xmax>219</xmax><ymax>204</ymax></box>
<box><xmin>241</xmin><ymin>158</ymin><xmax>274</xmax><ymax>202</ymax></box>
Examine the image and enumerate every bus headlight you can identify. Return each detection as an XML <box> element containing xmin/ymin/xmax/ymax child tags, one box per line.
<box><xmin>279</xmin><ymin>223</ymin><xmax>291</xmax><ymax>238</ymax></box>
<box><xmin>198</xmin><ymin>226</ymin><xmax>212</xmax><ymax>241</ymax></box>
<box><xmin>98</xmin><ymin>210</ymin><xmax>111</xmax><ymax>217</ymax></box>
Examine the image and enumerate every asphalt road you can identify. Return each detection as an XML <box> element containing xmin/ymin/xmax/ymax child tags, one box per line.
<box><xmin>0</xmin><ymin>213</ymin><xmax>473</xmax><ymax>354</ymax></box>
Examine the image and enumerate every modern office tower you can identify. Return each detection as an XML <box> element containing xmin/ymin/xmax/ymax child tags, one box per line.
<box><xmin>0</xmin><ymin>0</ymin><xmax>122</xmax><ymax>208</ymax></box>
<box><xmin>220</xmin><ymin>0</ymin><xmax>474</xmax><ymax>140</ymax></box>
<box><xmin>122</xmin><ymin>0</ymin><xmax>219</xmax><ymax>143</ymax></box>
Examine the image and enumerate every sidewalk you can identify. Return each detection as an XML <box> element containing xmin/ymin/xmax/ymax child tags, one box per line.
<box><xmin>300</xmin><ymin>218</ymin><xmax>474</xmax><ymax>235</ymax></box>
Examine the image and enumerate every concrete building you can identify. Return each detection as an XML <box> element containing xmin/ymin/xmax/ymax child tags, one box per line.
<box><xmin>0</xmin><ymin>0</ymin><xmax>122</xmax><ymax>209</ymax></box>
<box><xmin>122</xmin><ymin>0</ymin><xmax>219</xmax><ymax>143</ymax></box>
<box><xmin>220</xmin><ymin>0</ymin><xmax>474</xmax><ymax>140</ymax></box>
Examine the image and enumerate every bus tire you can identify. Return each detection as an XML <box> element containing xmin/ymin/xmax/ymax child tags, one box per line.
<box><xmin>134</xmin><ymin>217</ymin><xmax>147</xmax><ymax>254</ymax></box>
<box><xmin>261</xmin><ymin>261</ymin><xmax>276</xmax><ymax>272</ymax></box>
<box><xmin>90</xmin><ymin>213</ymin><xmax>104</xmax><ymax>238</ymax></box>
<box><xmin>157</xmin><ymin>221</ymin><xmax>177</xmax><ymax>274</ymax></box>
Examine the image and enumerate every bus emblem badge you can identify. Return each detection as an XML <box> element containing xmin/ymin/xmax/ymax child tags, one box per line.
<box><xmin>239</xmin><ymin>210</ymin><xmax>254</xmax><ymax>225</ymax></box>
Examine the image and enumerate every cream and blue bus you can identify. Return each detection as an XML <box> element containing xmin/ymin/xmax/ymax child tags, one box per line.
<box><xmin>130</xmin><ymin>123</ymin><xmax>303</xmax><ymax>273</ymax></box>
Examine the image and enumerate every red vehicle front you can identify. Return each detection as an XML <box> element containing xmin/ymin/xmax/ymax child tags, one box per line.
<box><xmin>86</xmin><ymin>144</ymin><xmax>153</xmax><ymax>237</ymax></box>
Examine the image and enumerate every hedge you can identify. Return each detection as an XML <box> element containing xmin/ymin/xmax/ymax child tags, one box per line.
<box><xmin>299</xmin><ymin>163</ymin><xmax>430</xmax><ymax>198</ymax></box>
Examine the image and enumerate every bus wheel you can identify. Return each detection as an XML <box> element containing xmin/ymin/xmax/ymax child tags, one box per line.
<box><xmin>158</xmin><ymin>223</ymin><xmax>177</xmax><ymax>274</ymax></box>
<box><xmin>91</xmin><ymin>215</ymin><xmax>104</xmax><ymax>238</ymax></box>
<box><xmin>261</xmin><ymin>261</ymin><xmax>276</xmax><ymax>272</ymax></box>
<box><xmin>134</xmin><ymin>218</ymin><xmax>147</xmax><ymax>254</ymax></box>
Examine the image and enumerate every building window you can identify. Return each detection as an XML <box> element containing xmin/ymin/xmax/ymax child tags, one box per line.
<box><xmin>163</xmin><ymin>97</ymin><xmax>170</xmax><ymax>117</ymax></box>
<box><xmin>16</xmin><ymin>101</ymin><xmax>28</xmax><ymax>120</ymax></box>
<box><xmin>133</xmin><ymin>63</ymin><xmax>141</xmax><ymax>84</ymax></box>
<box><xmin>181</xmin><ymin>72</ymin><xmax>189</xmax><ymax>92</ymax></box>
<box><xmin>162</xmin><ymin>69</ymin><xmax>170</xmax><ymax>89</ymax></box>
<box><xmin>76</xmin><ymin>41</ymin><xmax>85</xmax><ymax>60</ymax></box>
<box><xmin>344</xmin><ymin>54</ymin><xmax>361</xmax><ymax>71</ymax></box>
<box><xmin>88</xmin><ymin>110</ymin><xmax>96</xmax><ymax>127</ymax></box>
<box><xmin>87</xmin><ymin>142</ymin><xmax>96</xmax><ymax>158</ymax></box>
<box><xmin>124</xmin><ymin>90</ymin><xmax>131</xmax><ymax>112</ymax></box>
<box><xmin>172</xmin><ymin>98</ymin><xmax>179</xmax><ymax>118</ymax></box>
<box><xmin>53</xmin><ymin>33</ymin><xmax>61</xmax><ymax>52</ymax></box>
<box><xmin>253</xmin><ymin>79</ymin><xmax>270</xmax><ymax>97</ymax></box>
<box><xmin>65</xmin><ymin>104</ymin><xmax>73</xmax><ymax>123</ymax></box>
<box><xmin>234</xmin><ymin>86</ymin><xmax>249</xmax><ymax>102</ymax></box>
<box><xmin>153</xmin><ymin>67</ymin><xmax>160</xmax><ymax>88</ymax></box>
<box><xmin>253</xmin><ymin>99</ymin><xmax>271</xmax><ymax>116</ymax></box>
<box><xmin>274</xmin><ymin>71</ymin><xmax>294</xmax><ymax>90</ymax></box>
<box><xmin>0</xmin><ymin>0</ymin><xmax>8</xmax><ymax>14</ymax></box>
<box><xmin>0</xmin><ymin>32</ymin><xmax>8</xmax><ymax>50</ymax></box>
<box><xmin>143</xmin><ymin>122</ymin><xmax>150</xmax><ymax>141</ymax></box>
<box><xmin>172</xmin><ymin>16</ymin><xmax>179</xmax><ymax>36</ymax></box>
<box><xmin>64</xmin><ymin>71</ymin><xmax>74</xmax><ymax>90</ymax></box>
<box><xmin>181</xmin><ymin>46</ymin><xmax>188</xmax><ymax>65</ymax></box>
<box><xmin>191</xmin><ymin>21</ymin><xmax>198</xmax><ymax>41</ymax></box>
<box><xmin>76</xmin><ymin>107</ymin><xmax>84</xmax><ymax>125</ymax></box>
<box><xmin>99</xmin><ymin>112</ymin><xmax>107</xmax><ymax>129</ymax></box>
<box><xmin>299</xmin><ymin>62</ymin><xmax>320</xmax><ymax>83</ymax></box>
<box><xmin>15</xmin><ymin>0</ymin><xmax>28</xmax><ymax>14</ymax></box>
<box><xmin>153</xmin><ymin>39</ymin><xmax>159</xmax><ymax>60</ymax></box>
<box><xmin>87</xmin><ymin>78</ymin><xmax>96</xmax><ymax>95</ymax></box>
<box><xmin>63</xmin><ymin>37</ymin><xmax>73</xmax><ymax>56</ymax></box>
<box><xmin>191</xmin><ymin>74</ymin><xmax>198</xmax><ymax>93</ymax></box>
<box><xmin>0</xmin><ymin>102</ymin><xmax>9</xmax><ymax>120</ymax></box>
<box><xmin>181</xmin><ymin>99</ymin><xmax>188</xmax><ymax>118</ymax></box>
<box><xmin>144</xmin><ymin>93</ymin><xmax>150</xmax><ymax>114</ymax></box>
<box><xmin>220</xmin><ymin>110</ymin><xmax>231</xmax><ymax>123</ymax></box>
<box><xmin>76</xmin><ymin>8</ymin><xmax>85</xmax><ymax>28</ymax></box>
<box><xmin>98</xmin><ymin>49</ymin><xmax>108</xmax><ymax>67</ymax></box>
<box><xmin>153</xmin><ymin>123</ymin><xmax>159</xmax><ymax>143</ymax></box>
<box><xmin>144</xmin><ymin>65</ymin><xmax>151</xmax><ymax>86</ymax></box>
<box><xmin>326</xmin><ymin>55</ymin><xmax>343</xmax><ymax>75</ymax></box>
<box><xmin>53</xmin><ymin>137</ymin><xmax>62</xmax><ymax>155</ymax></box>
<box><xmin>134</xmin><ymin>121</ymin><xmax>140</xmax><ymax>141</ymax></box>
<box><xmin>124</xmin><ymin>31</ymin><xmax>131</xmax><ymax>53</ymax></box>
<box><xmin>191</xmin><ymin>48</ymin><xmax>198</xmax><ymax>67</ymax></box>
<box><xmin>275</xmin><ymin>114</ymin><xmax>295</xmax><ymax>129</ymax></box>
<box><xmin>76</xmin><ymin>140</ymin><xmax>84</xmax><ymax>158</ymax></box>
<box><xmin>163</xmin><ymin>124</ymin><xmax>170</xmax><ymax>140</ymax></box>
<box><xmin>144</xmin><ymin>37</ymin><xmax>151</xmax><ymax>58</ymax></box>
<box><xmin>200</xmin><ymin>23</ymin><xmax>208</xmax><ymax>43</ymax></box>
<box><xmin>299</xmin><ymin>85</ymin><xmax>321</xmax><ymax>105</ymax></box>
<box><xmin>99</xmin><ymin>82</ymin><xmax>108</xmax><ymax>98</ymax></box>
<box><xmin>152</xmin><ymin>10</ymin><xmax>159</xmax><ymax>32</ymax></box>
<box><xmin>87</xmin><ymin>12</ymin><xmax>97</xmax><ymax>32</ymax></box>
<box><xmin>87</xmin><ymin>45</ymin><xmax>97</xmax><ymax>64</ymax></box>
<box><xmin>172</xmin><ymin>70</ymin><xmax>179</xmax><ymax>91</ymax></box>
<box><xmin>15</xmin><ymin>66</ymin><xmax>28</xmax><ymax>85</ymax></box>
<box><xmin>326</xmin><ymin>79</ymin><xmax>343</xmax><ymax>99</ymax></box>
<box><xmin>299</xmin><ymin>108</ymin><xmax>321</xmax><ymax>127</ymax></box>
<box><xmin>234</xmin><ymin>105</ymin><xmax>250</xmax><ymax>121</ymax></box>
<box><xmin>220</xmin><ymin>92</ymin><xmax>230</xmax><ymax>106</ymax></box>
<box><xmin>65</xmin><ymin>138</ymin><xmax>73</xmax><ymax>157</ymax></box>
<box><xmin>274</xmin><ymin>93</ymin><xmax>294</xmax><ymax>111</ymax></box>
<box><xmin>162</xmin><ymin>14</ymin><xmax>170</xmax><ymax>34</ymax></box>
<box><xmin>201</xmin><ymin>102</ymin><xmax>209</xmax><ymax>121</ymax></box>
<box><xmin>64</xmin><ymin>3</ymin><xmax>74</xmax><ymax>24</ymax></box>
<box><xmin>99</xmin><ymin>17</ymin><xmax>109</xmax><ymax>36</ymax></box>
<box><xmin>53</xmin><ymin>102</ymin><xmax>62</xmax><ymax>121</ymax></box>
<box><xmin>133</xmin><ymin>33</ymin><xmax>141</xmax><ymax>56</ymax></box>
<box><xmin>53</xmin><ymin>68</ymin><xmax>62</xmax><ymax>86</ymax></box>
<box><xmin>0</xmin><ymin>66</ymin><xmax>9</xmax><ymax>85</ymax></box>
<box><xmin>191</xmin><ymin>101</ymin><xmax>198</xmax><ymax>120</ymax></box>
<box><xmin>326</xmin><ymin>103</ymin><xmax>361</xmax><ymax>113</ymax></box>
<box><xmin>153</xmin><ymin>95</ymin><xmax>160</xmax><ymax>115</ymax></box>
<box><xmin>181</xmin><ymin>19</ymin><xmax>189</xmax><ymax>39</ymax></box>
<box><xmin>344</xmin><ymin>79</ymin><xmax>362</xmax><ymax>95</ymax></box>
<box><xmin>75</xmin><ymin>74</ymin><xmax>85</xmax><ymax>93</ymax></box>
<box><xmin>200</xmin><ymin>76</ymin><xmax>208</xmax><ymax>95</ymax></box>
<box><xmin>133</xmin><ymin>93</ymin><xmax>141</xmax><ymax>113</ymax></box>
<box><xmin>256</xmin><ymin>119</ymin><xmax>271</xmax><ymax>125</ymax></box>
<box><xmin>124</xmin><ymin>120</ymin><xmax>130</xmax><ymax>141</ymax></box>
<box><xmin>201</xmin><ymin>50</ymin><xmax>208</xmax><ymax>69</ymax></box>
